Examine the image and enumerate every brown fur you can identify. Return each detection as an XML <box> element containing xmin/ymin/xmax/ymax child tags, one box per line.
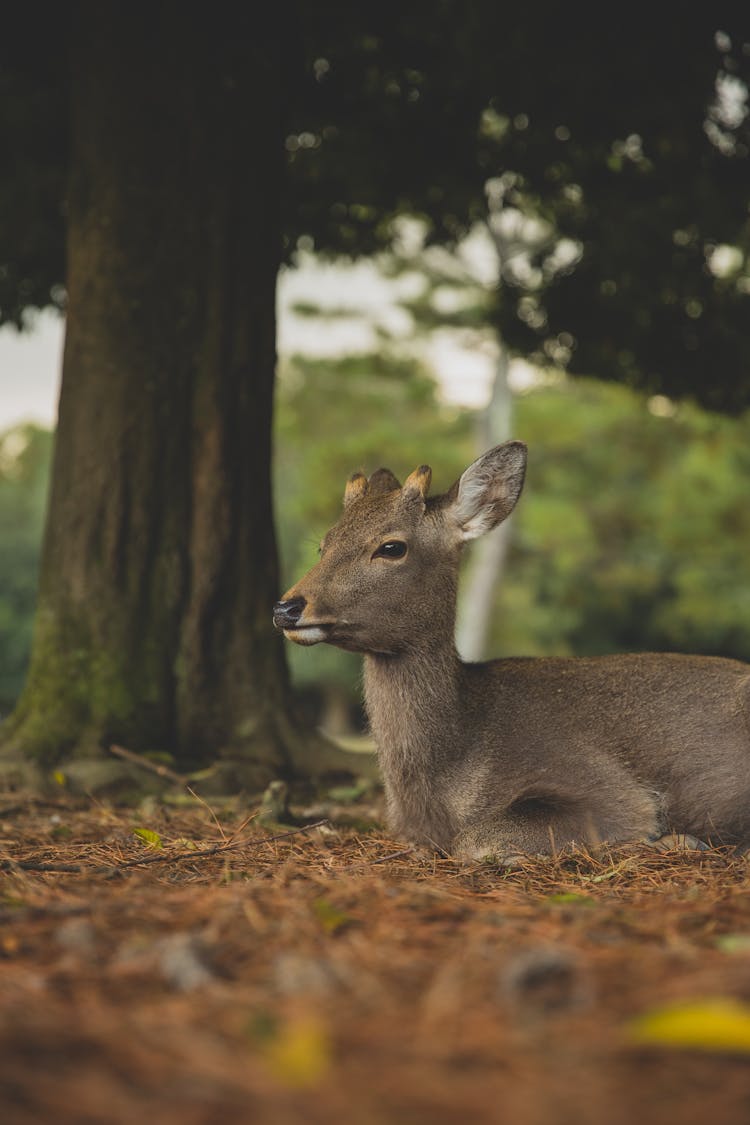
<box><xmin>275</xmin><ymin>442</ymin><xmax>750</xmax><ymax>860</ymax></box>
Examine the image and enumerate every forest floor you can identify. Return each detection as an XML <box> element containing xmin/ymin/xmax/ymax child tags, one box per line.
<box><xmin>1</xmin><ymin>787</ymin><xmax>750</xmax><ymax>1125</ymax></box>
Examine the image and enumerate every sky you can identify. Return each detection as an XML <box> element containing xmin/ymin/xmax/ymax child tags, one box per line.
<box><xmin>0</xmin><ymin>310</ymin><xmax>64</xmax><ymax>430</ymax></box>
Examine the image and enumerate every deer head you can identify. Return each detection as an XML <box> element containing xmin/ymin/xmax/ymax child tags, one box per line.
<box><xmin>273</xmin><ymin>442</ymin><xmax>527</xmax><ymax>656</ymax></box>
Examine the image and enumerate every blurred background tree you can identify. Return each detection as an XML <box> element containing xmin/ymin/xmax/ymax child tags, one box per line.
<box><xmin>288</xmin><ymin>6</ymin><xmax>750</xmax><ymax>409</ymax></box>
<box><xmin>4</xmin><ymin>372</ymin><xmax>749</xmax><ymax>737</ymax></box>
<box><xmin>0</xmin><ymin>426</ymin><xmax>52</xmax><ymax>714</ymax></box>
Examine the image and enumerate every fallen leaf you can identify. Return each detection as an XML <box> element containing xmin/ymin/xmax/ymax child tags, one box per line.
<box><xmin>546</xmin><ymin>892</ymin><xmax>595</xmax><ymax>906</ymax></box>
<box><xmin>715</xmin><ymin>934</ymin><xmax>750</xmax><ymax>954</ymax></box>
<box><xmin>133</xmin><ymin>827</ymin><xmax>163</xmax><ymax>849</ymax></box>
<box><xmin>263</xmin><ymin>1016</ymin><xmax>330</xmax><ymax>1086</ymax></box>
<box><xmin>629</xmin><ymin>998</ymin><xmax>750</xmax><ymax>1053</ymax></box>
<box><xmin>313</xmin><ymin>897</ymin><xmax>352</xmax><ymax>934</ymax></box>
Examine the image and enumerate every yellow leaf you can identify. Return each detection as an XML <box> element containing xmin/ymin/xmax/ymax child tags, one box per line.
<box><xmin>629</xmin><ymin>998</ymin><xmax>750</xmax><ymax>1053</ymax></box>
<box><xmin>52</xmin><ymin>770</ymin><xmax>66</xmax><ymax>787</ymax></box>
<box><xmin>133</xmin><ymin>827</ymin><xmax>163</xmax><ymax>849</ymax></box>
<box><xmin>1</xmin><ymin>935</ymin><xmax>20</xmax><ymax>955</ymax></box>
<box><xmin>263</xmin><ymin>1017</ymin><xmax>330</xmax><ymax>1087</ymax></box>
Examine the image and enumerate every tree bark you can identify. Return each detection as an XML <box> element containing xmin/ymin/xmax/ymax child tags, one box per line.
<box><xmin>3</xmin><ymin>6</ymin><xmax>355</xmax><ymax>788</ymax></box>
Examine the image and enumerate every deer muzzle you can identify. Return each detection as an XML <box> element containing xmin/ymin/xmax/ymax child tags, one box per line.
<box><xmin>272</xmin><ymin>596</ymin><xmax>307</xmax><ymax>630</ymax></box>
<box><xmin>272</xmin><ymin>596</ymin><xmax>331</xmax><ymax>646</ymax></box>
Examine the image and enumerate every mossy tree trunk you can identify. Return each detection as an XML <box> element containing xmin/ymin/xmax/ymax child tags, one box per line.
<box><xmin>4</xmin><ymin>6</ymin><xmax>327</xmax><ymax>789</ymax></box>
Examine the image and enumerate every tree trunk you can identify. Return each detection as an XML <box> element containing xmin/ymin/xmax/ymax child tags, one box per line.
<box><xmin>456</xmin><ymin>211</ymin><xmax>533</xmax><ymax>662</ymax></box>
<box><xmin>455</xmin><ymin>344</ymin><xmax>514</xmax><ymax>661</ymax></box>
<box><xmin>4</xmin><ymin>6</ymin><xmax>362</xmax><ymax>790</ymax></box>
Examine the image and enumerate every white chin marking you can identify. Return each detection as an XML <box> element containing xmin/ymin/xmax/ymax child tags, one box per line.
<box><xmin>284</xmin><ymin>627</ymin><xmax>328</xmax><ymax>646</ymax></box>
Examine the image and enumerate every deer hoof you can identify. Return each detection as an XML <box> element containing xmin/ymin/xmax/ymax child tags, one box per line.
<box><xmin>456</xmin><ymin>850</ymin><xmax>535</xmax><ymax>869</ymax></box>
<box><xmin>652</xmin><ymin>833</ymin><xmax>710</xmax><ymax>853</ymax></box>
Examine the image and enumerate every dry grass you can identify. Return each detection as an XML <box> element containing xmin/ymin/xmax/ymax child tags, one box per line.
<box><xmin>1</xmin><ymin>793</ymin><xmax>749</xmax><ymax>1124</ymax></box>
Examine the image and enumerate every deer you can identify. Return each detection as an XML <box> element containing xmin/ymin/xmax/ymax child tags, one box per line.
<box><xmin>273</xmin><ymin>442</ymin><xmax>750</xmax><ymax>861</ymax></box>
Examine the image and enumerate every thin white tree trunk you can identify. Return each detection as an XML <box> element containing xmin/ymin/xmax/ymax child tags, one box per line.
<box><xmin>455</xmin><ymin>342</ymin><xmax>514</xmax><ymax>661</ymax></box>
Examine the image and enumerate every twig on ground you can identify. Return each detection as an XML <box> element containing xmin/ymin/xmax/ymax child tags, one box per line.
<box><xmin>0</xmin><ymin>798</ymin><xmax>79</xmax><ymax>819</ymax></box>
<box><xmin>109</xmin><ymin>743</ymin><xmax>189</xmax><ymax>786</ymax></box>
<box><xmin>358</xmin><ymin>848</ymin><xmax>415</xmax><ymax>867</ymax></box>
<box><xmin>1</xmin><ymin>860</ymin><xmax>86</xmax><ymax>874</ymax></box>
<box><xmin>186</xmin><ymin>786</ymin><xmax>228</xmax><ymax>841</ymax></box>
<box><xmin>0</xmin><ymin>803</ymin><xmax>31</xmax><ymax>819</ymax></box>
<box><xmin>225</xmin><ymin>811</ymin><xmax>260</xmax><ymax>845</ymax></box>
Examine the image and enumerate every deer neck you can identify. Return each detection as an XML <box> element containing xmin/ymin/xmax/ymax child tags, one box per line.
<box><xmin>363</xmin><ymin>632</ymin><xmax>463</xmax><ymax>847</ymax></box>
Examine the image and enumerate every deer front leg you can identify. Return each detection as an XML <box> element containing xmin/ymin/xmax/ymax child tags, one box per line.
<box><xmin>451</xmin><ymin>812</ymin><xmax>586</xmax><ymax>865</ymax></box>
<box><xmin>451</xmin><ymin>780</ymin><xmax>663</xmax><ymax>863</ymax></box>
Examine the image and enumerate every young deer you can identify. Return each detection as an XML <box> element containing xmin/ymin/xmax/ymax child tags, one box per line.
<box><xmin>273</xmin><ymin>443</ymin><xmax>750</xmax><ymax>860</ymax></box>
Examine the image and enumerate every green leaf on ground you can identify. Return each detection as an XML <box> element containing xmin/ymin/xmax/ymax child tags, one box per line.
<box><xmin>313</xmin><ymin>897</ymin><xmax>352</xmax><ymax>934</ymax></box>
<box><xmin>546</xmin><ymin>892</ymin><xmax>595</xmax><ymax>906</ymax></box>
<box><xmin>133</xmin><ymin>827</ymin><xmax>163</xmax><ymax>849</ymax></box>
<box><xmin>715</xmin><ymin>935</ymin><xmax>750</xmax><ymax>954</ymax></box>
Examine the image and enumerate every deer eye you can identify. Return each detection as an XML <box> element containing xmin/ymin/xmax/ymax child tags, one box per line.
<box><xmin>372</xmin><ymin>540</ymin><xmax>407</xmax><ymax>560</ymax></box>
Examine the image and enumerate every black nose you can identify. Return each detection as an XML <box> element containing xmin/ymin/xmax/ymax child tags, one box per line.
<box><xmin>273</xmin><ymin>596</ymin><xmax>306</xmax><ymax>630</ymax></box>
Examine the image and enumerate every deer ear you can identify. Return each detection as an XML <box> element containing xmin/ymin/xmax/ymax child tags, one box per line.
<box><xmin>450</xmin><ymin>441</ymin><xmax>527</xmax><ymax>541</ymax></box>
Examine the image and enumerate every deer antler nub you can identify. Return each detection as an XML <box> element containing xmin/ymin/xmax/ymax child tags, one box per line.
<box><xmin>402</xmin><ymin>464</ymin><xmax>432</xmax><ymax>501</ymax></box>
<box><xmin>343</xmin><ymin>472</ymin><xmax>368</xmax><ymax>508</ymax></box>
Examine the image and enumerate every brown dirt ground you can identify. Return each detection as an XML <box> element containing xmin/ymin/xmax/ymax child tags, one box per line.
<box><xmin>1</xmin><ymin>792</ymin><xmax>749</xmax><ymax>1125</ymax></box>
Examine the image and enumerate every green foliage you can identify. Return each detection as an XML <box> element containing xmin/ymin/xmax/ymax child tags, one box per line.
<box><xmin>0</xmin><ymin>425</ymin><xmax>52</xmax><ymax>713</ymax></box>
<box><xmin>4</xmin><ymin>8</ymin><xmax>749</xmax><ymax>408</ymax></box>
<box><xmin>495</xmin><ymin>379</ymin><xmax>750</xmax><ymax>662</ymax></box>
<box><xmin>0</xmin><ymin>11</ymin><xmax>67</xmax><ymax>326</ymax></box>
<box><xmin>289</xmin><ymin>9</ymin><xmax>750</xmax><ymax>411</ymax></box>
